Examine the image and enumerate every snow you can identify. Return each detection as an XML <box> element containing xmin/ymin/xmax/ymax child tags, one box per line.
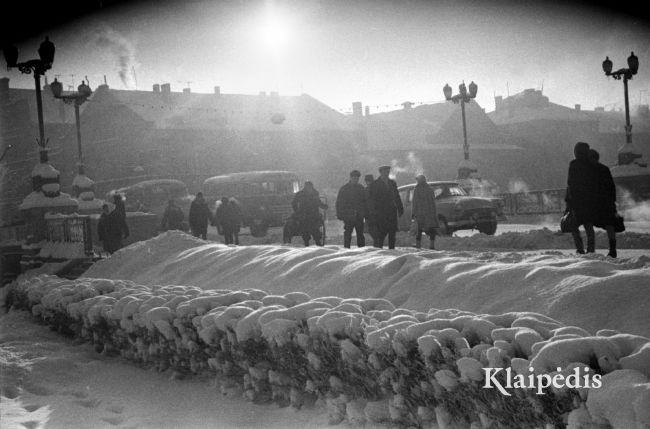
<box><xmin>84</xmin><ymin>231</ymin><xmax>650</xmax><ymax>337</ymax></box>
<box><xmin>18</xmin><ymin>191</ymin><xmax>78</xmax><ymax>210</ymax></box>
<box><xmin>71</xmin><ymin>174</ymin><xmax>94</xmax><ymax>188</ymax></box>
<box><xmin>31</xmin><ymin>162</ymin><xmax>59</xmax><ymax>178</ymax></box>
<box><xmin>1</xmin><ymin>230</ymin><xmax>649</xmax><ymax>428</ymax></box>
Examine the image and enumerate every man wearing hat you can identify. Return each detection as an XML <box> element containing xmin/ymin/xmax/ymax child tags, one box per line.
<box><xmin>368</xmin><ymin>165</ymin><xmax>404</xmax><ymax>249</ymax></box>
<box><xmin>335</xmin><ymin>170</ymin><xmax>368</xmax><ymax>248</ymax></box>
<box><xmin>292</xmin><ymin>181</ymin><xmax>328</xmax><ymax>246</ymax></box>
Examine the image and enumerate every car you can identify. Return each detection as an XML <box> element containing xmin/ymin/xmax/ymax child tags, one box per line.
<box><xmin>106</xmin><ymin>179</ymin><xmax>193</xmax><ymax>222</ymax></box>
<box><xmin>397</xmin><ymin>181</ymin><xmax>500</xmax><ymax>235</ymax></box>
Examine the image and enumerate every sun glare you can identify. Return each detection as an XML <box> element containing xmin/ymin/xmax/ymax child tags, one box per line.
<box><xmin>259</xmin><ymin>9</ymin><xmax>291</xmax><ymax>54</ymax></box>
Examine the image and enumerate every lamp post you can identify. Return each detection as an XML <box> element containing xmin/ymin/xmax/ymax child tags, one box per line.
<box><xmin>602</xmin><ymin>52</ymin><xmax>640</xmax><ymax>165</ymax></box>
<box><xmin>50</xmin><ymin>78</ymin><xmax>92</xmax><ymax>174</ymax></box>
<box><xmin>443</xmin><ymin>81</ymin><xmax>478</xmax><ymax>179</ymax></box>
<box><xmin>3</xmin><ymin>37</ymin><xmax>55</xmax><ymax>151</ymax></box>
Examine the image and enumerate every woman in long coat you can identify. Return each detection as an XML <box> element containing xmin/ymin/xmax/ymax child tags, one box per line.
<box><xmin>412</xmin><ymin>174</ymin><xmax>439</xmax><ymax>249</ymax></box>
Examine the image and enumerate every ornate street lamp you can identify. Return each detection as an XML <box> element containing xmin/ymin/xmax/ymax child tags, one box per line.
<box><xmin>50</xmin><ymin>78</ymin><xmax>94</xmax><ymax>197</ymax></box>
<box><xmin>3</xmin><ymin>37</ymin><xmax>55</xmax><ymax>150</ymax></box>
<box><xmin>602</xmin><ymin>52</ymin><xmax>641</xmax><ymax>165</ymax></box>
<box><xmin>442</xmin><ymin>80</ymin><xmax>478</xmax><ymax>179</ymax></box>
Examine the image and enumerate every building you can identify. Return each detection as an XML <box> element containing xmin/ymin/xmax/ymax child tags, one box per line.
<box><xmin>1</xmin><ymin>79</ymin><xmax>361</xmax><ymax>222</ymax></box>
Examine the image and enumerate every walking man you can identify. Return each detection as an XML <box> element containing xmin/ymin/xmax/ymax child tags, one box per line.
<box><xmin>335</xmin><ymin>170</ymin><xmax>367</xmax><ymax>248</ymax></box>
<box><xmin>368</xmin><ymin>165</ymin><xmax>403</xmax><ymax>249</ymax></box>
<box><xmin>189</xmin><ymin>192</ymin><xmax>211</xmax><ymax>239</ymax></box>
<box><xmin>565</xmin><ymin>142</ymin><xmax>599</xmax><ymax>254</ymax></box>
<box><xmin>412</xmin><ymin>174</ymin><xmax>439</xmax><ymax>250</ymax></box>
<box><xmin>160</xmin><ymin>199</ymin><xmax>185</xmax><ymax>231</ymax></box>
<box><xmin>589</xmin><ymin>149</ymin><xmax>618</xmax><ymax>257</ymax></box>
<box><xmin>98</xmin><ymin>203</ymin><xmax>130</xmax><ymax>254</ymax></box>
<box><xmin>215</xmin><ymin>197</ymin><xmax>241</xmax><ymax>245</ymax></box>
<box><xmin>292</xmin><ymin>181</ymin><xmax>328</xmax><ymax>246</ymax></box>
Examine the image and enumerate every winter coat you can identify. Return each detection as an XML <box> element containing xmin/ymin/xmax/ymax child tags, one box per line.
<box><xmin>412</xmin><ymin>182</ymin><xmax>439</xmax><ymax>231</ymax></box>
<box><xmin>368</xmin><ymin>177</ymin><xmax>404</xmax><ymax>233</ymax></box>
<box><xmin>593</xmin><ymin>161</ymin><xmax>617</xmax><ymax>228</ymax></box>
<box><xmin>189</xmin><ymin>198</ymin><xmax>211</xmax><ymax>232</ymax></box>
<box><xmin>292</xmin><ymin>189</ymin><xmax>327</xmax><ymax>230</ymax></box>
<box><xmin>566</xmin><ymin>156</ymin><xmax>600</xmax><ymax>225</ymax></box>
<box><xmin>161</xmin><ymin>205</ymin><xmax>185</xmax><ymax>231</ymax></box>
<box><xmin>98</xmin><ymin>210</ymin><xmax>130</xmax><ymax>254</ymax></box>
<box><xmin>215</xmin><ymin>201</ymin><xmax>241</xmax><ymax>233</ymax></box>
<box><xmin>335</xmin><ymin>182</ymin><xmax>367</xmax><ymax>223</ymax></box>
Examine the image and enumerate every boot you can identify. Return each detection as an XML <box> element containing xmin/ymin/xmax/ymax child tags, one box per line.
<box><xmin>415</xmin><ymin>238</ymin><xmax>422</xmax><ymax>249</ymax></box>
<box><xmin>607</xmin><ymin>240</ymin><xmax>617</xmax><ymax>258</ymax></box>
<box><xmin>572</xmin><ymin>233</ymin><xmax>584</xmax><ymax>254</ymax></box>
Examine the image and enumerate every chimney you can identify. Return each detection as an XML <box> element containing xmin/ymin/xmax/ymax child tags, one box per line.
<box><xmin>494</xmin><ymin>95</ymin><xmax>503</xmax><ymax>111</ymax></box>
<box><xmin>594</xmin><ymin>106</ymin><xmax>605</xmax><ymax>112</ymax></box>
<box><xmin>364</xmin><ymin>106</ymin><xmax>370</xmax><ymax>116</ymax></box>
<box><xmin>161</xmin><ymin>83</ymin><xmax>171</xmax><ymax>93</ymax></box>
<box><xmin>153</xmin><ymin>84</ymin><xmax>160</xmax><ymax>93</ymax></box>
<box><xmin>0</xmin><ymin>77</ymin><xmax>9</xmax><ymax>100</ymax></box>
<box><xmin>182</xmin><ymin>88</ymin><xmax>191</xmax><ymax>94</ymax></box>
<box><xmin>574</xmin><ymin>104</ymin><xmax>581</xmax><ymax>112</ymax></box>
<box><xmin>352</xmin><ymin>101</ymin><xmax>362</xmax><ymax>117</ymax></box>
<box><xmin>402</xmin><ymin>101</ymin><xmax>413</xmax><ymax>110</ymax></box>
<box><xmin>214</xmin><ymin>86</ymin><xmax>220</xmax><ymax>95</ymax></box>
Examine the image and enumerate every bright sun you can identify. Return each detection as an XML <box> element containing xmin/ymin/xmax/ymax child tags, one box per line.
<box><xmin>259</xmin><ymin>9</ymin><xmax>291</xmax><ymax>54</ymax></box>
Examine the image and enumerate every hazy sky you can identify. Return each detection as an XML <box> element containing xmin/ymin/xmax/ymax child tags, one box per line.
<box><xmin>4</xmin><ymin>0</ymin><xmax>650</xmax><ymax>113</ymax></box>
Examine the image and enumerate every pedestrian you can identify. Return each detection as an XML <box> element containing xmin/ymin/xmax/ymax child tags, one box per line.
<box><xmin>363</xmin><ymin>174</ymin><xmax>377</xmax><ymax>243</ymax></box>
<box><xmin>189</xmin><ymin>191</ymin><xmax>211</xmax><ymax>239</ymax></box>
<box><xmin>160</xmin><ymin>199</ymin><xmax>185</xmax><ymax>231</ymax></box>
<box><xmin>291</xmin><ymin>181</ymin><xmax>328</xmax><ymax>246</ymax></box>
<box><xmin>215</xmin><ymin>197</ymin><xmax>241</xmax><ymax>245</ymax></box>
<box><xmin>335</xmin><ymin>170</ymin><xmax>367</xmax><ymax>248</ymax></box>
<box><xmin>412</xmin><ymin>174</ymin><xmax>439</xmax><ymax>250</ymax></box>
<box><xmin>589</xmin><ymin>149</ymin><xmax>618</xmax><ymax>258</ymax></box>
<box><xmin>97</xmin><ymin>203</ymin><xmax>130</xmax><ymax>254</ymax></box>
<box><xmin>565</xmin><ymin>142</ymin><xmax>599</xmax><ymax>254</ymax></box>
<box><xmin>113</xmin><ymin>193</ymin><xmax>126</xmax><ymax>219</ymax></box>
<box><xmin>368</xmin><ymin>165</ymin><xmax>404</xmax><ymax>249</ymax></box>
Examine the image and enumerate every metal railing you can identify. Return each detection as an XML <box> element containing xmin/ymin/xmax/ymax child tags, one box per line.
<box><xmin>45</xmin><ymin>215</ymin><xmax>93</xmax><ymax>255</ymax></box>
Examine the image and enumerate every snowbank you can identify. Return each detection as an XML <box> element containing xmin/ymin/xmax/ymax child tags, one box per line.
<box><xmin>84</xmin><ymin>231</ymin><xmax>650</xmax><ymax>337</ymax></box>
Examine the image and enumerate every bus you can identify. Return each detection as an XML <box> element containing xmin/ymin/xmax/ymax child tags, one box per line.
<box><xmin>202</xmin><ymin>170</ymin><xmax>300</xmax><ymax>237</ymax></box>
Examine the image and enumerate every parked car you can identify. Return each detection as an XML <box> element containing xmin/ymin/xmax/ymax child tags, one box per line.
<box><xmin>397</xmin><ymin>181</ymin><xmax>500</xmax><ymax>235</ymax></box>
<box><xmin>106</xmin><ymin>179</ymin><xmax>193</xmax><ymax>220</ymax></box>
<box><xmin>202</xmin><ymin>171</ymin><xmax>301</xmax><ymax>237</ymax></box>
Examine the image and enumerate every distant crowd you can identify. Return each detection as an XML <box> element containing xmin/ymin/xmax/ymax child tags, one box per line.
<box><xmin>97</xmin><ymin>147</ymin><xmax>621</xmax><ymax>259</ymax></box>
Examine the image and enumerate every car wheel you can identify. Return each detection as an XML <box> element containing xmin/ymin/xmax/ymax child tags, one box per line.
<box><xmin>478</xmin><ymin>220</ymin><xmax>498</xmax><ymax>235</ymax></box>
<box><xmin>438</xmin><ymin>216</ymin><xmax>451</xmax><ymax>236</ymax></box>
<box><xmin>250</xmin><ymin>220</ymin><xmax>269</xmax><ymax>237</ymax></box>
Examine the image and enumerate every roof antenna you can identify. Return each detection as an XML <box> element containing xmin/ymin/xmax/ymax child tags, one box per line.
<box><xmin>104</xmin><ymin>75</ymin><xmax>107</xmax><ymax>85</ymax></box>
<box><xmin>132</xmin><ymin>66</ymin><xmax>137</xmax><ymax>90</ymax></box>
<box><xmin>506</xmin><ymin>81</ymin><xmax>509</xmax><ymax>97</ymax></box>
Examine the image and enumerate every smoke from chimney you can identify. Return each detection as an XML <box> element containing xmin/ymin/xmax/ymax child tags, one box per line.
<box><xmin>93</xmin><ymin>27</ymin><xmax>138</xmax><ymax>89</ymax></box>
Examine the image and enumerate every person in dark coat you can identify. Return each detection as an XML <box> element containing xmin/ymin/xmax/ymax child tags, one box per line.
<box><xmin>113</xmin><ymin>193</ymin><xmax>126</xmax><ymax>219</ymax></box>
<box><xmin>160</xmin><ymin>199</ymin><xmax>185</xmax><ymax>231</ymax></box>
<box><xmin>292</xmin><ymin>181</ymin><xmax>328</xmax><ymax>246</ymax></box>
<box><xmin>335</xmin><ymin>170</ymin><xmax>367</xmax><ymax>248</ymax></box>
<box><xmin>589</xmin><ymin>149</ymin><xmax>618</xmax><ymax>258</ymax></box>
<box><xmin>97</xmin><ymin>203</ymin><xmax>130</xmax><ymax>254</ymax></box>
<box><xmin>215</xmin><ymin>197</ymin><xmax>242</xmax><ymax>245</ymax></box>
<box><xmin>364</xmin><ymin>174</ymin><xmax>377</xmax><ymax>243</ymax></box>
<box><xmin>368</xmin><ymin>165</ymin><xmax>404</xmax><ymax>249</ymax></box>
<box><xmin>565</xmin><ymin>142</ymin><xmax>599</xmax><ymax>254</ymax></box>
<box><xmin>412</xmin><ymin>174</ymin><xmax>439</xmax><ymax>250</ymax></box>
<box><xmin>188</xmin><ymin>192</ymin><xmax>211</xmax><ymax>239</ymax></box>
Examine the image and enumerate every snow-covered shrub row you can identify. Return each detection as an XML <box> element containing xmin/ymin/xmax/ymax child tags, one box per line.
<box><xmin>5</xmin><ymin>274</ymin><xmax>650</xmax><ymax>429</ymax></box>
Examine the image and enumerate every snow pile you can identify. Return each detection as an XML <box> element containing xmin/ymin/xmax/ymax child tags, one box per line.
<box><xmin>19</xmin><ymin>191</ymin><xmax>78</xmax><ymax>210</ymax></box>
<box><xmin>5</xmin><ymin>275</ymin><xmax>650</xmax><ymax>428</ymax></box>
<box><xmin>83</xmin><ymin>231</ymin><xmax>650</xmax><ymax>337</ymax></box>
<box><xmin>0</xmin><ymin>396</ymin><xmax>51</xmax><ymax>429</ymax></box>
<box><xmin>436</xmin><ymin>228</ymin><xmax>650</xmax><ymax>250</ymax></box>
<box><xmin>37</xmin><ymin>241</ymin><xmax>86</xmax><ymax>259</ymax></box>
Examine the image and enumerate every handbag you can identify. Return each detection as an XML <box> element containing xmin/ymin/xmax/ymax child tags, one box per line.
<box><xmin>560</xmin><ymin>210</ymin><xmax>578</xmax><ymax>233</ymax></box>
<box><xmin>613</xmin><ymin>213</ymin><xmax>625</xmax><ymax>233</ymax></box>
